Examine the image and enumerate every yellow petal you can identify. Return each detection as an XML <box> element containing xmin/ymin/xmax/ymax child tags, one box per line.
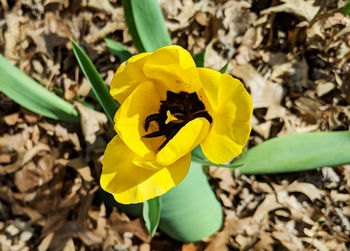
<box><xmin>101</xmin><ymin>135</ymin><xmax>191</xmax><ymax>204</ymax></box>
<box><xmin>110</xmin><ymin>52</ymin><xmax>151</xmax><ymax>104</ymax></box>
<box><xmin>143</xmin><ymin>45</ymin><xmax>201</xmax><ymax>99</ymax></box>
<box><xmin>156</xmin><ymin>117</ymin><xmax>210</xmax><ymax>166</ymax></box>
<box><xmin>114</xmin><ymin>82</ymin><xmax>164</xmax><ymax>160</ymax></box>
<box><xmin>199</xmin><ymin>68</ymin><xmax>253</xmax><ymax>164</ymax></box>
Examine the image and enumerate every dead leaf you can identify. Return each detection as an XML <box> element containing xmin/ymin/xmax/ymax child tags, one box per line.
<box><xmin>75</xmin><ymin>102</ymin><xmax>107</xmax><ymax>144</ymax></box>
<box><xmin>232</xmin><ymin>64</ymin><xmax>286</xmax><ymax>120</ymax></box>
<box><xmin>316</xmin><ymin>80</ymin><xmax>335</xmax><ymax>97</ymax></box>
<box><xmin>261</xmin><ymin>0</ymin><xmax>320</xmax><ymax>22</ymax></box>
<box><xmin>62</xmin><ymin>238</ymin><xmax>75</xmax><ymax>251</ymax></box>
<box><xmin>3</xmin><ymin>112</ymin><xmax>21</xmax><ymax>125</ymax></box>
<box><xmin>1</xmin><ymin>143</ymin><xmax>50</xmax><ymax>174</ymax></box>
<box><xmin>38</xmin><ymin>232</ymin><xmax>55</xmax><ymax>251</ymax></box>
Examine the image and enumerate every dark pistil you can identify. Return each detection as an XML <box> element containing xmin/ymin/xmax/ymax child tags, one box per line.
<box><xmin>143</xmin><ymin>91</ymin><xmax>212</xmax><ymax>150</ymax></box>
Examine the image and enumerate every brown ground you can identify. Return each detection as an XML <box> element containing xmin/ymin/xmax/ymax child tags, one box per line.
<box><xmin>0</xmin><ymin>0</ymin><xmax>349</xmax><ymax>250</ymax></box>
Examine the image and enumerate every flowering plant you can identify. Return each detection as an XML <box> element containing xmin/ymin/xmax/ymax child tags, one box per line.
<box><xmin>101</xmin><ymin>45</ymin><xmax>253</xmax><ymax>204</ymax></box>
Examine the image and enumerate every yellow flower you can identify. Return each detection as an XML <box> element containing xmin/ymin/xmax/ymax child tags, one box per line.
<box><xmin>101</xmin><ymin>45</ymin><xmax>253</xmax><ymax>204</ymax></box>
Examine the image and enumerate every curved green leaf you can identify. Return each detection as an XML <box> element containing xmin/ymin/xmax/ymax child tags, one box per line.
<box><xmin>159</xmin><ymin>162</ymin><xmax>223</xmax><ymax>242</ymax></box>
<box><xmin>143</xmin><ymin>197</ymin><xmax>161</xmax><ymax>236</ymax></box>
<box><xmin>122</xmin><ymin>0</ymin><xmax>171</xmax><ymax>52</ymax></box>
<box><xmin>71</xmin><ymin>39</ymin><xmax>119</xmax><ymax>124</ymax></box>
<box><xmin>104</xmin><ymin>38</ymin><xmax>132</xmax><ymax>62</ymax></box>
<box><xmin>219</xmin><ymin>63</ymin><xmax>228</xmax><ymax>73</ymax></box>
<box><xmin>0</xmin><ymin>55</ymin><xmax>79</xmax><ymax>123</ymax></box>
<box><xmin>235</xmin><ymin>131</ymin><xmax>350</xmax><ymax>174</ymax></box>
<box><xmin>343</xmin><ymin>0</ymin><xmax>350</xmax><ymax>16</ymax></box>
<box><xmin>193</xmin><ymin>50</ymin><xmax>206</xmax><ymax>67</ymax></box>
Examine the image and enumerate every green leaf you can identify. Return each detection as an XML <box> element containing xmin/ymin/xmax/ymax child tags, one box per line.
<box><xmin>191</xmin><ymin>145</ymin><xmax>242</xmax><ymax>168</ymax></box>
<box><xmin>104</xmin><ymin>38</ymin><xmax>132</xmax><ymax>62</ymax></box>
<box><xmin>159</xmin><ymin>162</ymin><xmax>223</xmax><ymax>242</ymax></box>
<box><xmin>49</xmin><ymin>85</ymin><xmax>95</xmax><ymax>110</ymax></box>
<box><xmin>0</xmin><ymin>54</ymin><xmax>79</xmax><ymax>123</ymax></box>
<box><xmin>192</xmin><ymin>155</ymin><xmax>242</xmax><ymax>168</ymax></box>
<box><xmin>122</xmin><ymin>0</ymin><xmax>172</xmax><ymax>52</ymax></box>
<box><xmin>102</xmin><ymin>162</ymin><xmax>223</xmax><ymax>242</ymax></box>
<box><xmin>235</xmin><ymin>131</ymin><xmax>350</xmax><ymax>174</ymax></box>
<box><xmin>143</xmin><ymin>197</ymin><xmax>161</xmax><ymax>236</ymax></box>
<box><xmin>318</xmin><ymin>217</ymin><xmax>326</xmax><ymax>223</ymax></box>
<box><xmin>71</xmin><ymin>39</ymin><xmax>119</xmax><ymax>124</ymax></box>
<box><xmin>193</xmin><ymin>50</ymin><xmax>206</xmax><ymax>67</ymax></box>
<box><xmin>219</xmin><ymin>63</ymin><xmax>228</xmax><ymax>73</ymax></box>
<box><xmin>343</xmin><ymin>0</ymin><xmax>350</xmax><ymax>16</ymax></box>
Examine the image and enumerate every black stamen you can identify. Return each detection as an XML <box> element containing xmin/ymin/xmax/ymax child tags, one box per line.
<box><xmin>144</xmin><ymin>113</ymin><xmax>163</xmax><ymax>131</ymax></box>
<box><xmin>192</xmin><ymin>111</ymin><xmax>213</xmax><ymax>123</ymax></box>
<box><xmin>143</xmin><ymin>91</ymin><xmax>212</xmax><ymax>151</ymax></box>
<box><xmin>142</xmin><ymin>130</ymin><xmax>166</xmax><ymax>138</ymax></box>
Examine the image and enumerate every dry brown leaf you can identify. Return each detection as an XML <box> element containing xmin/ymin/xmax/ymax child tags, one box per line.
<box><xmin>182</xmin><ymin>243</ymin><xmax>198</xmax><ymax>251</ymax></box>
<box><xmin>0</xmin><ymin>154</ymin><xmax>11</xmax><ymax>164</ymax></box>
<box><xmin>301</xmin><ymin>237</ymin><xmax>329</xmax><ymax>251</ymax></box>
<box><xmin>62</xmin><ymin>238</ymin><xmax>75</xmax><ymax>251</ymax></box>
<box><xmin>272</xmin><ymin>221</ymin><xmax>303</xmax><ymax>250</ymax></box>
<box><xmin>316</xmin><ymin>80</ymin><xmax>335</xmax><ymax>97</ymax></box>
<box><xmin>67</xmin><ymin>157</ymin><xmax>94</xmax><ymax>182</ymax></box>
<box><xmin>38</xmin><ymin>232</ymin><xmax>55</xmax><ymax>251</ymax></box>
<box><xmin>4</xmin><ymin>12</ymin><xmax>21</xmax><ymax>60</ymax></box>
<box><xmin>330</xmin><ymin>191</ymin><xmax>350</xmax><ymax>203</ymax></box>
<box><xmin>3</xmin><ymin>112</ymin><xmax>21</xmax><ymax>126</ymax></box>
<box><xmin>75</xmin><ymin>102</ymin><xmax>108</xmax><ymax>144</ymax></box>
<box><xmin>14</xmin><ymin>158</ymin><xmax>53</xmax><ymax>193</ymax></box>
<box><xmin>85</xmin><ymin>0</ymin><xmax>114</xmax><ymax>15</ymax></box>
<box><xmin>86</xmin><ymin>21</ymin><xmax>125</xmax><ymax>44</ymax></box>
<box><xmin>109</xmin><ymin>210</ymin><xmax>151</xmax><ymax>243</ymax></box>
<box><xmin>261</xmin><ymin>0</ymin><xmax>320</xmax><ymax>22</ymax></box>
<box><xmin>1</xmin><ymin>143</ymin><xmax>50</xmax><ymax>174</ymax></box>
<box><xmin>209</xmin><ymin>166</ymin><xmax>235</xmax><ymax>193</ymax></box>
<box><xmin>253</xmin><ymin>194</ymin><xmax>281</xmax><ymax>221</ymax></box>
<box><xmin>253</xmin><ymin>232</ymin><xmax>274</xmax><ymax>251</ymax></box>
<box><xmin>0</xmin><ymin>128</ymin><xmax>31</xmax><ymax>152</ymax></box>
<box><xmin>232</xmin><ymin>64</ymin><xmax>286</xmax><ymax>120</ymax></box>
<box><xmin>283</xmin><ymin>181</ymin><xmax>323</xmax><ymax>201</ymax></box>
<box><xmin>251</xmin><ymin>115</ymin><xmax>272</xmax><ymax>139</ymax></box>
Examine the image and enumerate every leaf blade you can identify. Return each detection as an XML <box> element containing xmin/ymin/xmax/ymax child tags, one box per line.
<box><xmin>219</xmin><ymin>63</ymin><xmax>228</xmax><ymax>73</ymax></box>
<box><xmin>159</xmin><ymin>162</ymin><xmax>223</xmax><ymax>242</ymax></box>
<box><xmin>71</xmin><ymin>39</ymin><xmax>119</xmax><ymax>124</ymax></box>
<box><xmin>143</xmin><ymin>197</ymin><xmax>161</xmax><ymax>236</ymax></box>
<box><xmin>104</xmin><ymin>38</ymin><xmax>133</xmax><ymax>62</ymax></box>
<box><xmin>122</xmin><ymin>0</ymin><xmax>172</xmax><ymax>52</ymax></box>
<box><xmin>235</xmin><ymin>131</ymin><xmax>350</xmax><ymax>174</ymax></box>
<box><xmin>0</xmin><ymin>55</ymin><xmax>79</xmax><ymax>123</ymax></box>
<box><xmin>193</xmin><ymin>50</ymin><xmax>206</xmax><ymax>67</ymax></box>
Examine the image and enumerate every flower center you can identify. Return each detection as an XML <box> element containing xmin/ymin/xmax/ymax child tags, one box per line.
<box><xmin>143</xmin><ymin>91</ymin><xmax>212</xmax><ymax>151</ymax></box>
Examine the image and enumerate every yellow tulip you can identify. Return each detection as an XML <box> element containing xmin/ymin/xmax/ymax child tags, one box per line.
<box><xmin>101</xmin><ymin>45</ymin><xmax>253</xmax><ymax>204</ymax></box>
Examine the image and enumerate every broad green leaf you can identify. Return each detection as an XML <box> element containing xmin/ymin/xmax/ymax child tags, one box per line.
<box><xmin>100</xmin><ymin>162</ymin><xmax>223</xmax><ymax>242</ymax></box>
<box><xmin>117</xmin><ymin>0</ymin><xmax>223</xmax><ymax>243</ymax></box>
<box><xmin>219</xmin><ymin>63</ymin><xmax>228</xmax><ymax>73</ymax></box>
<box><xmin>191</xmin><ymin>145</ymin><xmax>242</xmax><ymax>168</ymax></box>
<box><xmin>192</xmin><ymin>155</ymin><xmax>242</xmax><ymax>168</ymax></box>
<box><xmin>0</xmin><ymin>55</ymin><xmax>79</xmax><ymax>123</ymax></box>
<box><xmin>97</xmin><ymin>188</ymin><xmax>142</xmax><ymax>217</ymax></box>
<box><xmin>235</xmin><ymin>131</ymin><xmax>350</xmax><ymax>174</ymax></box>
<box><xmin>49</xmin><ymin>85</ymin><xmax>95</xmax><ymax>110</ymax></box>
<box><xmin>159</xmin><ymin>162</ymin><xmax>223</xmax><ymax>242</ymax></box>
<box><xmin>122</xmin><ymin>0</ymin><xmax>172</xmax><ymax>52</ymax></box>
<box><xmin>193</xmin><ymin>50</ymin><xmax>206</xmax><ymax>67</ymax></box>
<box><xmin>104</xmin><ymin>38</ymin><xmax>132</xmax><ymax>62</ymax></box>
<box><xmin>71</xmin><ymin>39</ymin><xmax>119</xmax><ymax>124</ymax></box>
<box><xmin>143</xmin><ymin>197</ymin><xmax>161</xmax><ymax>236</ymax></box>
<box><xmin>343</xmin><ymin>0</ymin><xmax>350</xmax><ymax>16</ymax></box>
